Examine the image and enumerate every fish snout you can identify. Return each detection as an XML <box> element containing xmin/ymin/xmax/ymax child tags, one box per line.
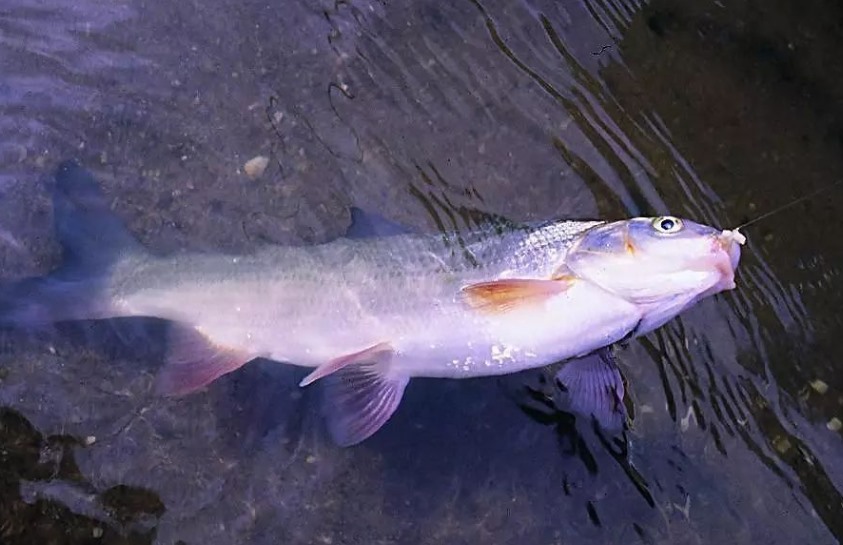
<box><xmin>707</xmin><ymin>229</ymin><xmax>744</xmax><ymax>290</ymax></box>
<box><xmin>718</xmin><ymin>229</ymin><xmax>744</xmax><ymax>271</ymax></box>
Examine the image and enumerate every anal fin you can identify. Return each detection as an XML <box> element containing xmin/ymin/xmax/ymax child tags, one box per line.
<box><xmin>553</xmin><ymin>348</ymin><xmax>627</xmax><ymax>432</ymax></box>
<box><xmin>300</xmin><ymin>343</ymin><xmax>408</xmax><ymax>446</ymax></box>
<box><xmin>154</xmin><ymin>323</ymin><xmax>253</xmax><ymax>396</ymax></box>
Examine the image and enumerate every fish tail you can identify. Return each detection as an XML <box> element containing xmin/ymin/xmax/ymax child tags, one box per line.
<box><xmin>0</xmin><ymin>160</ymin><xmax>145</xmax><ymax>327</ymax></box>
<box><xmin>0</xmin><ymin>275</ymin><xmax>107</xmax><ymax>326</ymax></box>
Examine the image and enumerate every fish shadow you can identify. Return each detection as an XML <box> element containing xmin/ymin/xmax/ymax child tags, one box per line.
<box><xmin>6</xmin><ymin>316</ymin><xmax>317</xmax><ymax>459</ymax></box>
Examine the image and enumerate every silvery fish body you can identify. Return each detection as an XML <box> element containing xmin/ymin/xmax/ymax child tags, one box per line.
<box><xmin>0</xmin><ymin>162</ymin><xmax>744</xmax><ymax>446</ymax></box>
<box><xmin>110</xmin><ymin>220</ymin><xmax>640</xmax><ymax>380</ymax></box>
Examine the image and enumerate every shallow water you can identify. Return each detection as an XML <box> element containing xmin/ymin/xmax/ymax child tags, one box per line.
<box><xmin>1</xmin><ymin>0</ymin><xmax>842</xmax><ymax>543</ymax></box>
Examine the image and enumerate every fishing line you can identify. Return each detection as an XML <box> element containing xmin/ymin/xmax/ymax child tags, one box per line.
<box><xmin>734</xmin><ymin>179</ymin><xmax>843</xmax><ymax>231</ymax></box>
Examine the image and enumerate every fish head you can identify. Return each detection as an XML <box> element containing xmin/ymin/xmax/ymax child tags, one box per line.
<box><xmin>564</xmin><ymin>216</ymin><xmax>744</xmax><ymax>333</ymax></box>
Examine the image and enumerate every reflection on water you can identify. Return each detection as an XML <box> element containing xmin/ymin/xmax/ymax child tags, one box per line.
<box><xmin>1</xmin><ymin>0</ymin><xmax>842</xmax><ymax>543</ymax></box>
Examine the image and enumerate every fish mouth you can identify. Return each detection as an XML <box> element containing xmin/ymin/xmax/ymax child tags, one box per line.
<box><xmin>688</xmin><ymin>231</ymin><xmax>743</xmax><ymax>292</ymax></box>
<box><xmin>719</xmin><ymin>229</ymin><xmax>744</xmax><ymax>281</ymax></box>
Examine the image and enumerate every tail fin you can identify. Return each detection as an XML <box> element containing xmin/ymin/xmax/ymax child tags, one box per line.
<box><xmin>52</xmin><ymin>160</ymin><xmax>143</xmax><ymax>271</ymax></box>
<box><xmin>0</xmin><ymin>160</ymin><xmax>144</xmax><ymax>326</ymax></box>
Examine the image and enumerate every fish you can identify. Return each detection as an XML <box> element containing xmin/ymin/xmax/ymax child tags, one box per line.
<box><xmin>0</xmin><ymin>161</ymin><xmax>744</xmax><ymax>446</ymax></box>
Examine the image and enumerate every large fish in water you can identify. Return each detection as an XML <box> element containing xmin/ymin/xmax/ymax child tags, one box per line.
<box><xmin>0</xmin><ymin>161</ymin><xmax>744</xmax><ymax>445</ymax></box>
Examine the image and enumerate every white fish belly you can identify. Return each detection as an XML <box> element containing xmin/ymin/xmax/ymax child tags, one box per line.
<box><xmin>359</xmin><ymin>279</ymin><xmax>643</xmax><ymax>379</ymax></box>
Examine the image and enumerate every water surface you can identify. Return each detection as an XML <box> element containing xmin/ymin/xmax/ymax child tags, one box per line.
<box><xmin>1</xmin><ymin>0</ymin><xmax>842</xmax><ymax>543</ymax></box>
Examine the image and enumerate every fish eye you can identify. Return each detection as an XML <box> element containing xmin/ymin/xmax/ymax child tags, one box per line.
<box><xmin>652</xmin><ymin>216</ymin><xmax>683</xmax><ymax>234</ymax></box>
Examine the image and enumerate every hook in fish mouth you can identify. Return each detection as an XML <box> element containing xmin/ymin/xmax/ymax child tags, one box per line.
<box><xmin>720</xmin><ymin>229</ymin><xmax>745</xmax><ymax>279</ymax></box>
<box><xmin>683</xmin><ymin>230</ymin><xmax>744</xmax><ymax>291</ymax></box>
<box><xmin>720</xmin><ymin>228</ymin><xmax>746</xmax><ymax>246</ymax></box>
<box><xmin>706</xmin><ymin>230</ymin><xmax>745</xmax><ymax>290</ymax></box>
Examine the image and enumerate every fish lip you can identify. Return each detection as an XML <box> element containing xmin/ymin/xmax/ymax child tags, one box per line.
<box><xmin>687</xmin><ymin>235</ymin><xmax>741</xmax><ymax>291</ymax></box>
<box><xmin>721</xmin><ymin>231</ymin><xmax>743</xmax><ymax>273</ymax></box>
<box><xmin>718</xmin><ymin>231</ymin><xmax>744</xmax><ymax>283</ymax></box>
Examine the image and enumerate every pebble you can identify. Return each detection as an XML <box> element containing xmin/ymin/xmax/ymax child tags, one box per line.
<box><xmin>244</xmin><ymin>155</ymin><xmax>269</xmax><ymax>179</ymax></box>
<box><xmin>810</xmin><ymin>379</ymin><xmax>829</xmax><ymax>395</ymax></box>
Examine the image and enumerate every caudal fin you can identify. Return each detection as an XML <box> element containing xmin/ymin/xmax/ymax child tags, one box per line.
<box><xmin>0</xmin><ymin>160</ymin><xmax>144</xmax><ymax>326</ymax></box>
<box><xmin>52</xmin><ymin>160</ymin><xmax>143</xmax><ymax>271</ymax></box>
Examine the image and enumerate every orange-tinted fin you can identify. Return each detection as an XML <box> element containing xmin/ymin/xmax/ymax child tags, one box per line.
<box><xmin>300</xmin><ymin>343</ymin><xmax>408</xmax><ymax>446</ymax></box>
<box><xmin>460</xmin><ymin>278</ymin><xmax>574</xmax><ymax>313</ymax></box>
<box><xmin>154</xmin><ymin>324</ymin><xmax>253</xmax><ymax>396</ymax></box>
<box><xmin>551</xmin><ymin>264</ymin><xmax>577</xmax><ymax>282</ymax></box>
<box><xmin>299</xmin><ymin>342</ymin><xmax>392</xmax><ymax>386</ymax></box>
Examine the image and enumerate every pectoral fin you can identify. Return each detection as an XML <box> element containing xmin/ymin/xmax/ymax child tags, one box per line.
<box><xmin>461</xmin><ymin>277</ymin><xmax>574</xmax><ymax>313</ymax></box>
<box><xmin>300</xmin><ymin>343</ymin><xmax>408</xmax><ymax>446</ymax></box>
<box><xmin>154</xmin><ymin>324</ymin><xmax>253</xmax><ymax>396</ymax></box>
<box><xmin>553</xmin><ymin>348</ymin><xmax>627</xmax><ymax>432</ymax></box>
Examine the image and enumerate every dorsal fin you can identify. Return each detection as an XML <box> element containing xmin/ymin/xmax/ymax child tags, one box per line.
<box><xmin>346</xmin><ymin>207</ymin><xmax>415</xmax><ymax>239</ymax></box>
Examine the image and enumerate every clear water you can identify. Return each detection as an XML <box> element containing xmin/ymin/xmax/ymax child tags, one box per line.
<box><xmin>1</xmin><ymin>0</ymin><xmax>842</xmax><ymax>543</ymax></box>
